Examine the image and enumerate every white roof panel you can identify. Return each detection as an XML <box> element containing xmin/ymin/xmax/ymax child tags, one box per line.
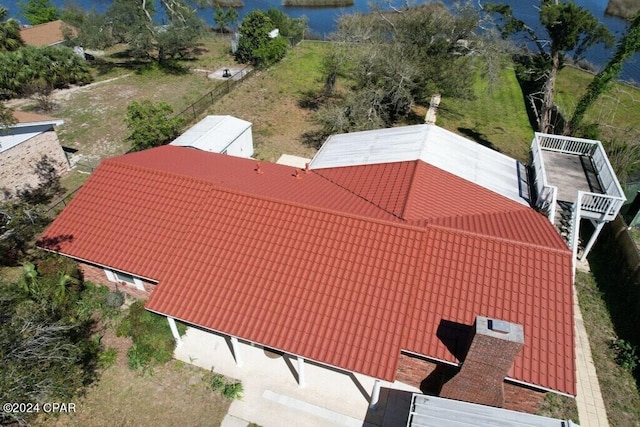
<box><xmin>170</xmin><ymin>115</ymin><xmax>251</xmax><ymax>153</ymax></box>
<box><xmin>309</xmin><ymin>124</ymin><xmax>529</xmax><ymax>205</ymax></box>
<box><xmin>407</xmin><ymin>394</ymin><xmax>577</xmax><ymax>427</ymax></box>
<box><xmin>0</xmin><ymin>124</ymin><xmax>57</xmax><ymax>153</ymax></box>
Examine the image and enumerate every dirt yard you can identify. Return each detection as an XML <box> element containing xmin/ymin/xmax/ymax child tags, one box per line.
<box><xmin>34</xmin><ymin>329</ymin><xmax>231</xmax><ymax>427</ymax></box>
<box><xmin>9</xmin><ymin>37</ymin><xmax>326</xmax><ymax>180</ymax></box>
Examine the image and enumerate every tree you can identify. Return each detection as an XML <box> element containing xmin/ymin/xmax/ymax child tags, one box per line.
<box><xmin>0</xmin><ymin>201</ymin><xmax>49</xmax><ymax>265</ymax></box>
<box><xmin>266</xmin><ymin>7</ymin><xmax>306</xmax><ymax>40</ymax></box>
<box><xmin>213</xmin><ymin>5</ymin><xmax>238</xmax><ymax>33</ymax></box>
<box><xmin>0</xmin><ymin>155</ymin><xmax>64</xmax><ymax>265</ymax></box>
<box><xmin>126</xmin><ymin>100</ymin><xmax>184</xmax><ymax>152</ymax></box>
<box><xmin>0</xmin><ymin>45</ymin><xmax>93</xmax><ymax>99</ymax></box>
<box><xmin>314</xmin><ymin>3</ymin><xmax>484</xmax><ymax>136</ymax></box>
<box><xmin>74</xmin><ymin>0</ymin><xmax>205</xmax><ymax>64</ymax></box>
<box><xmin>566</xmin><ymin>13</ymin><xmax>640</xmax><ymax>135</ymax></box>
<box><xmin>235</xmin><ymin>10</ymin><xmax>288</xmax><ymax>67</ymax></box>
<box><xmin>19</xmin><ymin>0</ymin><xmax>59</xmax><ymax>25</ymax></box>
<box><xmin>0</xmin><ymin>6</ymin><xmax>24</xmax><ymax>52</ymax></box>
<box><xmin>486</xmin><ymin>1</ymin><xmax>613</xmax><ymax>134</ymax></box>
<box><xmin>0</xmin><ymin>102</ymin><xmax>16</xmax><ymax>128</ymax></box>
<box><xmin>155</xmin><ymin>3</ymin><xmax>204</xmax><ymax>63</ymax></box>
<box><xmin>71</xmin><ymin>11</ymin><xmax>115</xmax><ymax>50</ymax></box>
<box><xmin>0</xmin><ymin>259</ymin><xmax>100</xmax><ymax>425</ymax></box>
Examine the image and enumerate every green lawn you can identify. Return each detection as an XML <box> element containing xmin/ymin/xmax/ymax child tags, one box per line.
<box><xmin>437</xmin><ymin>64</ymin><xmax>534</xmax><ymax>162</ymax></box>
<box><xmin>555</xmin><ymin>66</ymin><xmax>640</xmax><ymax>142</ymax></box>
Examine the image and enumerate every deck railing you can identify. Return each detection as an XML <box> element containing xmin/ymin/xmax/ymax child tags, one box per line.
<box><xmin>591</xmin><ymin>143</ymin><xmax>626</xmax><ymax>198</ymax></box>
<box><xmin>535</xmin><ymin>133</ymin><xmax>598</xmax><ymax>156</ymax></box>
<box><xmin>532</xmin><ymin>133</ymin><xmax>626</xmax><ymax>222</ymax></box>
<box><xmin>579</xmin><ymin>192</ymin><xmax>626</xmax><ymax>220</ymax></box>
<box><xmin>531</xmin><ymin>135</ymin><xmax>558</xmax><ymax>222</ymax></box>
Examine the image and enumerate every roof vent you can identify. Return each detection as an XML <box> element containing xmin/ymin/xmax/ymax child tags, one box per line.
<box><xmin>304</xmin><ymin>163</ymin><xmax>310</xmax><ymax>174</ymax></box>
<box><xmin>293</xmin><ymin>169</ymin><xmax>302</xmax><ymax>179</ymax></box>
<box><xmin>255</xmin><ymin>162</ymin><xmax>264</xmax><ymax>175</ymax></box>
<box><xmin>488</xmin><ymin>318</ymin><xmax>511</xmax><ymax>334</ymax></box>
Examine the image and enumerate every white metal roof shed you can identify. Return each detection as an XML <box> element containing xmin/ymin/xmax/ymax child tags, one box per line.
<box><xmin>309</xmin><ymin>124</ymin><xmax>530</xmax><ymax>205</ymax></box>
<box><xmin>170</xmin><ymin>115</ymin><xmax>252</xmax><ymax>154</ymax></box>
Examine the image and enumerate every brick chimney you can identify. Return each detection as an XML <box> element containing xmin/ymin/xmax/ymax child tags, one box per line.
<box><xmin>440</xmin><ymin>316</ymin><xmax>524</xmax><ymax>407</ymax></box>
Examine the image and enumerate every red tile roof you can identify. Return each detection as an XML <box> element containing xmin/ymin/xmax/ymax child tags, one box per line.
<box><xmin>40</xmin><ymin>145</ymin><xmax>575</xmax><ymax>395</ymax></box>
<box><xmin>19</xmin><ymin>20</ymin><xmax>75</xmax><ymax>47</ymax></box>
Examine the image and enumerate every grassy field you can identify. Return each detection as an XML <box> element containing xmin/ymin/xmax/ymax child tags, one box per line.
<box><xmin>555</xmin><ymin>66</ymin><xmax>640</xmax><ymax>142</ymax></box>
<box><xmin>438</xmin><ymin>64</ymin><xmax>534</xmax><ymax>162</ymax></box>
<box><xmin>575</xmin><ymin>270</ymin><xmax>640</xmax><ymax>426</ymax></box>
<box><xmin>210</xmin><ymin>40</ymin><xmax>330</xmax><ymax>162</ymax></box>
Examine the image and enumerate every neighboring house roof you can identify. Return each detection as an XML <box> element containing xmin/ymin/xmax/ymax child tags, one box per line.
<box><xmin>11</xmin><ymin>111</ymin><xmax>63</xmax><ymax>126</ymax></box>
<box><xmin>310</xmin><ymin>124</ymin><xmax>530</xmax><ymax>206</ymax></box>
<box><xmin>40</xmin><ymin>141</ymin><xmax>575</xmax><ymax>395</ymax></box>
<box><xmin>170</xmin><ymin>115</ymin><xmax>252</xmax><ymax>153</ymax></box>
<box><xmin>19</xmin><ymin>20</ymin><xmax>74</xmax><ymax>47</ymax></box>
<box><xmin>0</xmin><ymin>111</ymin><xmax>63</xmax><ymax>154</ymax></box>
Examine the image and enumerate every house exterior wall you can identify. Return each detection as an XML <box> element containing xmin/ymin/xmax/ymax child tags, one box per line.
<box><xmin>224</xmin><ymin>128</ymin><xmax>253</xmax><ymax>158</ymax></box>
<box><xmin>396</xmin><ymin>353</ymin><xmax>546</xmax><ymax>414</ymax></box>
<box><xmin>78</xmin><ymin>262</ymin><xmax>154</xmax><ymax>299</ymax></box>
<box><xmin>0</xmin><ymin>130</ymin><xmax>69</xmax><ymax>199</ymax></box>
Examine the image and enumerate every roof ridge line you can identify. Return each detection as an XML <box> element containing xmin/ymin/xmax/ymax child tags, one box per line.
<box><xmin>309</xmin><ymin>168</ymin><xmax>410</xmax><ymax>222</ymax></box>
<box><xmin>425</xmin><ymin>221</ymin><xmax>572</xmax><ymax>255</ymax></box>
<box><xmin>107</xmin><ymin>156</ymin><xmax>429</xmax><ymax>233</ymax></box>
<box><xmin>398</xmin><ymin>160</ymin><xmax>421</xmax><ymax>220</ymax></box>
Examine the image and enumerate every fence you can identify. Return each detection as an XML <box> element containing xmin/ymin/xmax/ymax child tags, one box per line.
<box><xmin>590</xmin><ymin>215</ymin><xmax>640</xmax><ymax>351</ymax></box>
<box><xmin>45</xmin><ymin>185</ymin><xmax>83</xmax><ymax>217</ymax></box>
<box><xmin>173</xmin><ymin>66</ymin><xmax>252</xmax><ymax>124</ymax></box>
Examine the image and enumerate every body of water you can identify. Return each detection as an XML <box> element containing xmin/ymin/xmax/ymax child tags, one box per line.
<box><xmin>3</xmin><ymin>0</ymin><xmax>638</xmax><ymax>82</ymax></box>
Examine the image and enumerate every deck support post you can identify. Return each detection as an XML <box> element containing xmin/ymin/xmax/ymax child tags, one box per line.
<box><xmin>167</xmin><ymin>317</ymin><xmax>182</xmax><ymax>346</ymax></box>
<box><xmin>297</xmin><ymin>356</ymin><xmax>306</xmax><ymax>388</ymax></box>
<box><xmin>369</xmin><ymin>379</ymin><xmax>381</xmax><ymax>410</ymax></box>
<box><xmin>230</xmin><ymin>336</ymin><xmax>243</xmax><ymax>367</ymax></box>
<box><xmin>580</xmin><ymin>220</ymin><xmax>605</xmax><ymax>262</ymax></box>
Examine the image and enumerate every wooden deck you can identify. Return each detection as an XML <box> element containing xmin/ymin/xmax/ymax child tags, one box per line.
<box><xmin>542</xmin><ymin>151</ymin><xmax>602</xmax><ymax>202</ymax></box>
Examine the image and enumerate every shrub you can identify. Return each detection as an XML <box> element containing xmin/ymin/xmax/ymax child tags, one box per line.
<box><xmin>222</xmin><ymin>382</ymin><xmax>244</xmax><ymax>400</ymax></box>
<box><xmin>203</xmin><ymin>370</ymin><xmax>243</xmax><ymax>399</ymax></box>
<box><xmin>99</xmin><ymin>347</ymin><xmax>118</xmax><ymax>368</ymax></box>
<box><xmin>208</xmin><ymin>373</ymin><xmax>225</xmax><ymax>391</ymax></box>
<box><xmin>117</xmin><ymin>301</ymin><xmax>184</xmax><ymax>372</ymax></box>
<box><xmin>125</xmin><ymin>100</ymin><xmax>184</xmax><ymax>152</ymax></box>
<box><xmin>612</xmin><ymin>338</ymin><xmax>639</xmax><ymax>371</ymax></box>
<box><xmin>105</xmin><ymin>291</ymin><xmax>125</xmax><ymax>308</ymax></box>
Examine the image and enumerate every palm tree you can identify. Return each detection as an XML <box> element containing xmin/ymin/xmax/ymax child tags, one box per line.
<box><xmin>0</xmin><ymin>6</ymin><xmax>24</xmax><ymax>52</ymax></box>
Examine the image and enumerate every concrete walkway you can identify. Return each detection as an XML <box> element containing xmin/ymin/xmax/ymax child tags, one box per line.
<box><xmin>573</xmin><ymin>281</ymin><xmax>609</xmax><ymax>427</ymax></box>
<box><xmin>174</xmin><ymin>327</ymin><xmax>420</xmax><ymax>427</ymax></box>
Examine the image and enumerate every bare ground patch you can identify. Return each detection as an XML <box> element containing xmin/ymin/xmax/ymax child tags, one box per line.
<box><xmin>35</xmin><ymin>328</ymin><xmax>231</xmax><ymax>427</ymax></box>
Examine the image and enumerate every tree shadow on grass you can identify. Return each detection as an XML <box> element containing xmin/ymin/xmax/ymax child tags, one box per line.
<box><xmin>457</xmin><ymin>127</ymin><xmax>500</xmax><ymax>152</ymax></box>
<box><xmin>587</xmin><ymin>223</ymin><xmax>640</xmax><ymax>389</ymax></box>
<box><xmin>300</xmin><ymin>129</ymin><xmax>327</xmax><ymax>150</ymax></box>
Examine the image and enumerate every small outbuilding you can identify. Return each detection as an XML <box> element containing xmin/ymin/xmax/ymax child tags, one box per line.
<box><xmin>170</xmin><ymin>115</ymin><xmax>253</xmax><ymax>158</ymax></box>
